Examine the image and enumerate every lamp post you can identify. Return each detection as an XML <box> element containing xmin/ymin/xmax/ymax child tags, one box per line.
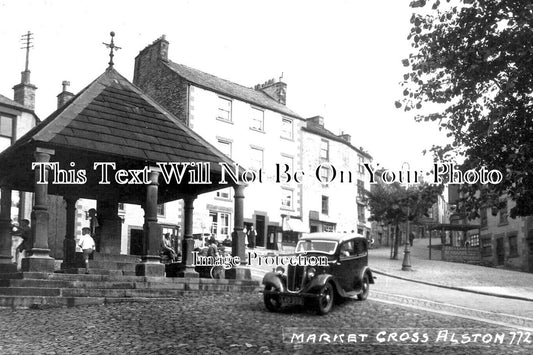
<box><xmin>402</xmin><ymin>205</ymin><xmax>412</xmax><ymax>271</ymax></box>
<box><xmin>401</xmin><ymin>162</ymin><xmax>412</xmax><ymax>271</ymax></box>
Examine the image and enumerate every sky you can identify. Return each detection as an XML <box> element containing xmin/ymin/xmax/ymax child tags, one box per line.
<box><xmin>0</xmin><ymin>0</ymin><xmax>447</xmax><ymax>172</ymax></box>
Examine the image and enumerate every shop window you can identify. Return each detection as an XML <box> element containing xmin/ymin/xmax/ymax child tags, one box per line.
<box><xmin>281</xmin><ymin>188</ymin><xmax>293</xmax><ymax>209</ymax></box>
<box><xmin>468</xmin><ymin>234</ymin><xmax>479</xmax><ymax>247</ymax></box>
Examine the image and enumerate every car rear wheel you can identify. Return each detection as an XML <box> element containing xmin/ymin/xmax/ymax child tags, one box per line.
<box><xmin>316</xmin><ymin>282</ymin><xmax>334</xmax><ymax>315</ymax></box>
<box><xmin>263</xmin><ymin>286</ymin><xmax>282</xmax><ymax>312</ymax></box>
<box><xmin>357</xmin><ymin>274</ymin><xmax>370</xmax><ymax>301</ymax></box>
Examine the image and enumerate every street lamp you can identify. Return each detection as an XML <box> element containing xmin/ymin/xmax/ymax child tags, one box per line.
<box><xmin>401</xmin><ymin>162</ymin><xmax>412</xmax><ymax>271</ymax></box>
<box><xmin>402</xmin><ymin>205</ymin><xmax>412</xmax><ymax>271</ymax></box>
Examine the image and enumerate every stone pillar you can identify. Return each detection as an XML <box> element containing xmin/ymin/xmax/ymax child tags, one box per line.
<box><xmin>232</xmin><ymin>185</ymin><xmax>246</xmax><ymax>260</ymax></box>
<box><xmin>227</xmin><ymin>184</ymin><xmax>251</xmax><ymax>280</ymax></box>
<box><xmin>177</xmin><ymin>194</ymin><xmax>198</xmax><ymax>277</ymax></box>
<box><xmin>97</xmin><ymin>199</ymin><xmax>122</xmax><ymax>254</ymax></box>
<box><xmin>136</xmin><ymin>168</ymin><xmax>165</xmax><ymax>277</ymax></box>
<box><xmin>22</xmin><ymin>148</ymin><xmax>55</xmax><ymax>272</ymax></box>
<box><xmin>61</xmin><ymin>196</ymin><xmax>77</xmax><ymax>268</ymax></box>
<box><xmin>0</xmin><ymin>188</ymin><xmax>16</xmax><ymax>273</ymax></box>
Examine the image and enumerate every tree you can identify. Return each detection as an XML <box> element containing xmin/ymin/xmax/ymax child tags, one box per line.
<box><xmin>366</xmin><ymin>178</ymin><xmax>442</xmax><ymax>259</ymax></box>
<box><xmin>398</xmin><ymin>0</ymin><xmax>533</xmax><ymax>218</ymax></box>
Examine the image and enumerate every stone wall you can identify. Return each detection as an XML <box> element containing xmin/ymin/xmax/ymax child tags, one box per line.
<box><xmin>441</xmin><ymin>246</ymin><xmax>481</xmax><ymax>263</ymax></box>
<box><xmin>133</xmin><ymin>38</ymin><xmax>189</xmax><ymax>124</ymax></box>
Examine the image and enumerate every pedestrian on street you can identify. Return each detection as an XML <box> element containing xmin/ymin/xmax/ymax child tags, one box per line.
<box><xmin>13</xmin><ymin>219</ymin><xmax>31</xmax><ymax>263</ymax></box>
<box><xmin>79</xmin><ymin>227</ymin><xmax>96</xmax><ymax>274</ymax></box>
<box><xmin>247</xmin><ymin>225</ymin><xmax>257</xmax><ymax>249</ymax></box>
<box><xmin>207</xmin><ymin>237</ymin><xmax>218</xmax><ymax>257</ymax></box>
<box><xmin>161</xmin><ymin>233</ymin><xmax>177</xmax><ymax>262</ymax></box>
<box><xmin>88</xmin><ymin>208</ymin><xmax>100</xmax><ymax>252</ymax></box>
<box><xmin>409</xmin><ymin>232</ymin><xmax>415</xmax><ymax>247</ymax></box>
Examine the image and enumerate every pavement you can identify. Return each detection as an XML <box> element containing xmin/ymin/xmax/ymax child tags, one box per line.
<box><xmin>369</xmin><ymin>237</ymin><xmax>533</xmax><ymax>302</ymax></box>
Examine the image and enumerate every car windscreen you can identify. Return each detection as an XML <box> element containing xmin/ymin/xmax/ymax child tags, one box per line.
<box><xmin>295</xmin><ymin>240</ymin><xmax>338</xmax><ymax>255</ymax></box>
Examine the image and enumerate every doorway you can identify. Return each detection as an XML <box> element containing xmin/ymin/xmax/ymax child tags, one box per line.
<box><xmin>496</xmin><ymin>238</ymin><xmax>504</xmax><ymax>265</ymax></box>
<box><xmin>266</xmin><ymin>225</ymin><xmax>278</xmax><ymax>250</ymax></box>
<box><xmin>129</xmin><ymin>228</ymin><xmax>143</xmax><ymax>256</ymax></box>
<box><xmin>255</xmin><ymin>215</ymin><xmax>265</xmax><ymax>247</ymax></box>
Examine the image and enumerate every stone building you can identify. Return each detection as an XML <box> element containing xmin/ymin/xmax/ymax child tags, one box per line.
<box><xmin>133</xmin><ymin>36</ymin><xmax>306</xmax><ymax>250</ymax></box>
<box><xmin>0</xmin><ymin>58</ymin><xmax>40</xmax><ymax>265</ymax></box>
<box><xmin>476</xmin><ymin>199</ymin><xmax>533</xmax><ymax>272</ymax></box>
<box><xmin>301</xmin><ymin>116</ymin><xmax>372</xmax><ymax>240</ymax></box>
<box><xmin>442</xmin><ymin>186</ymin><xmax>533</xmax><ymax>272</ymax></box>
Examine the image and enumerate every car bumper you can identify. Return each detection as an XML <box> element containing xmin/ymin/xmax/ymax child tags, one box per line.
<box><xmin>262</xmin><ymin>289</ymin><xmax>321</xmax><ymax>299</ymax></box>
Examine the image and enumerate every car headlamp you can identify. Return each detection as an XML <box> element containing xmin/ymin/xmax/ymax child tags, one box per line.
<box><xmin>275</xmin><ymin>266</ymin><xmax>285</xmax><ymax>275</ymax></box>
<box><xmin>307</xmin><ymin>267</ymin><xmax>316</xmax><ymax>279</ymax></box>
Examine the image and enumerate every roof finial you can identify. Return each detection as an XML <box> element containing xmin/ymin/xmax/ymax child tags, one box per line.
<box><xmin>102</xmin><ymin>31</ymin><xmax>121</xmax><ymax>67</ymax></box>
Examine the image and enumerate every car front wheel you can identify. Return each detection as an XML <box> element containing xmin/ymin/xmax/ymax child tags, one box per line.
<box><xmin>357</xmin><ymin>274</ymin><xmax>370</xmax><ymax>301</ymax></box>
<box><xmin>316</xmin><ymin>282</ymin><xmax>334</xmax><ymax>315</ymax></box>
<box><xmin>264</xmin><ymin>286</ymin><xmax>282</xmax><ymax>312</ymax></box>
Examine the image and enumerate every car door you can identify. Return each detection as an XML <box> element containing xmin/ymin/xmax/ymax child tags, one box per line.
<box><xmin>336</xmin><ymin>239</ymin><xmax>358</xmax><ymax>291</ymax></box>
<box><xmin>353</xmin><ymin>239</ymin><xmax>368</xmax><ymax>284</ymax></box>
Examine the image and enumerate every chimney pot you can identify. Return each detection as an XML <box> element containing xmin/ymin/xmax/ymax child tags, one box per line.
<box><xmin>307</xmin><ymin>115</ymin><xmax>324</xmax><ymax>127</ymax></box>
<box><xmin>254</xmin><ymin>77</ymin><xmax>287</xmax><ymax>105</ymax></box>
<box><xmin>57</xmin><ymin>80</ymin><xmax>74</xmax><ymax>109</ymax></box>
<box><xmin>338</xmin><ymin>133</ymin><xmax>351</xmax><ymax>143</ymax></box>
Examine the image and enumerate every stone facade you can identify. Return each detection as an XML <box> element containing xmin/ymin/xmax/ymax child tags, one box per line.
<box><xmin>301</xmin><ymin>117</ymin><xmax>372</xmax><ymax>236</ymax></box>
<box><xmin>441</xmin><ymin>246</ymin><xmax>481</xmax><ymax>264</ymax></box>
<box><xmin>133</xmin><ymin>36</ymin><xmax>306</xmax><ymax>249</ymax></box>
<box><xmin>133</xmin><ymin>37</ymin><xmax>189</xmax><ymax>124</ymax></box>
<box><xmin>474</xmin><ymin>200</ymin><xmax>533</xmax><ymax>272</ymax></box>
<box><xmin>0</xmin><ymin>80</ymin><xmax>39</xmax><ymax>263</ymax></box>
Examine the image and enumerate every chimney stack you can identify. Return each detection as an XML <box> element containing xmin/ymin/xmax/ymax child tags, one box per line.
<box><xmin>57</xmin><ymin>81</ymin><xmax>74</xmax><ymax>108</ymax></box>
<box><xmin>134</xmin><ymin>35</ymin><xmax>169</xmax><ymax>84</ymax></box>
<box><xmin>13</xmin><ymin>77</ymin><xmax>37</xmax><ymax>111</ymax></box>
<box><xmin>307</xmin><ymin>115</ymin><xmax>324</xmax><ymax>127</ymax></box>
<box><xmin>13</xmin><ymin>31</ymin><xmax>37</xmax><ymax>110</ymax></box>
<box><xmin>338</xmin><ymin>131</ymin><xmax>351</xmax><ymax>143</ymax></box>
<box><xmin>254</xmin><ymin>76</ymin><xmax>287</xmax><ymax>105</ymax></box>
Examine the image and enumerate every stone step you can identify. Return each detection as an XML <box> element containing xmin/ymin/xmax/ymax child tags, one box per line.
<box><xmin>92</xmin><ymin>253</ymin><xmax>140</xmax><ymax>263</ymax></box>
<box><xmin>0</xmin><ymin>277</ymin><xmax>261</xmax><ymax>294</ymax></box>
<box><xmin>0</xmin><ymin>287</ymin><xmax>61</xmax><ymax>297</ymax></box>
<box><xmin>0</xmin><ymin>271</ymin><xmax>260</xmax><ymax>286</ymax></box>
<box><xmin>0</xmin><ymin>295</ymin><xmax>105</xmax><ymax>309</ymax></box>
<box><xmin>60</xmin><ymin>268</ymin><xmax>132</xmax><ymax>276</ymax></box>
<box><xmin>0</xmin><ymin>279</ymin><xmax>73</xmax><ymax>288</ymax></box>
<box><xmin>61</xmin><ymin>287</ymin><xmax>182</xmax><ymax>298</ymax></box>
<box><xmin>62</xmin><ymin>260</ymin><xmax>138</xmax><ymax>272</ymax></box>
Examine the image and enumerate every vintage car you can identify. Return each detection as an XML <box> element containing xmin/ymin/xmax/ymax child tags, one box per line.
<box><xmin>262</xmin><ymin>232</ymin><xmax>374</xmax><ymax>315</ymax></box>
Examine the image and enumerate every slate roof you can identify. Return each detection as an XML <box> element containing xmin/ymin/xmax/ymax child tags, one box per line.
<box><xmin>165</xmin><ymin>62</ymin><xmax>302</xmax><ymax>119</ymax></box>
<box><xmin>303</xmin><ymin>123</ymin><xmax>372</xmax><ymax>160</ymax></box>
<box><xmin>3</xmin><ymin>67</ymin><xmax>236</xmax><ymax>169</ymax></box>
<box><xmin>0</xmin><ymin>93</ymin><xmax>30</xmax><ymax>112</ymax></box>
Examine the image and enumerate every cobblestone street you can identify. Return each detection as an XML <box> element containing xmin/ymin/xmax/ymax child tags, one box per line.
<box><xmin>1</xmin><ymin>292</ymin><xmax>531</xmax><ymax>354</ymax></box>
